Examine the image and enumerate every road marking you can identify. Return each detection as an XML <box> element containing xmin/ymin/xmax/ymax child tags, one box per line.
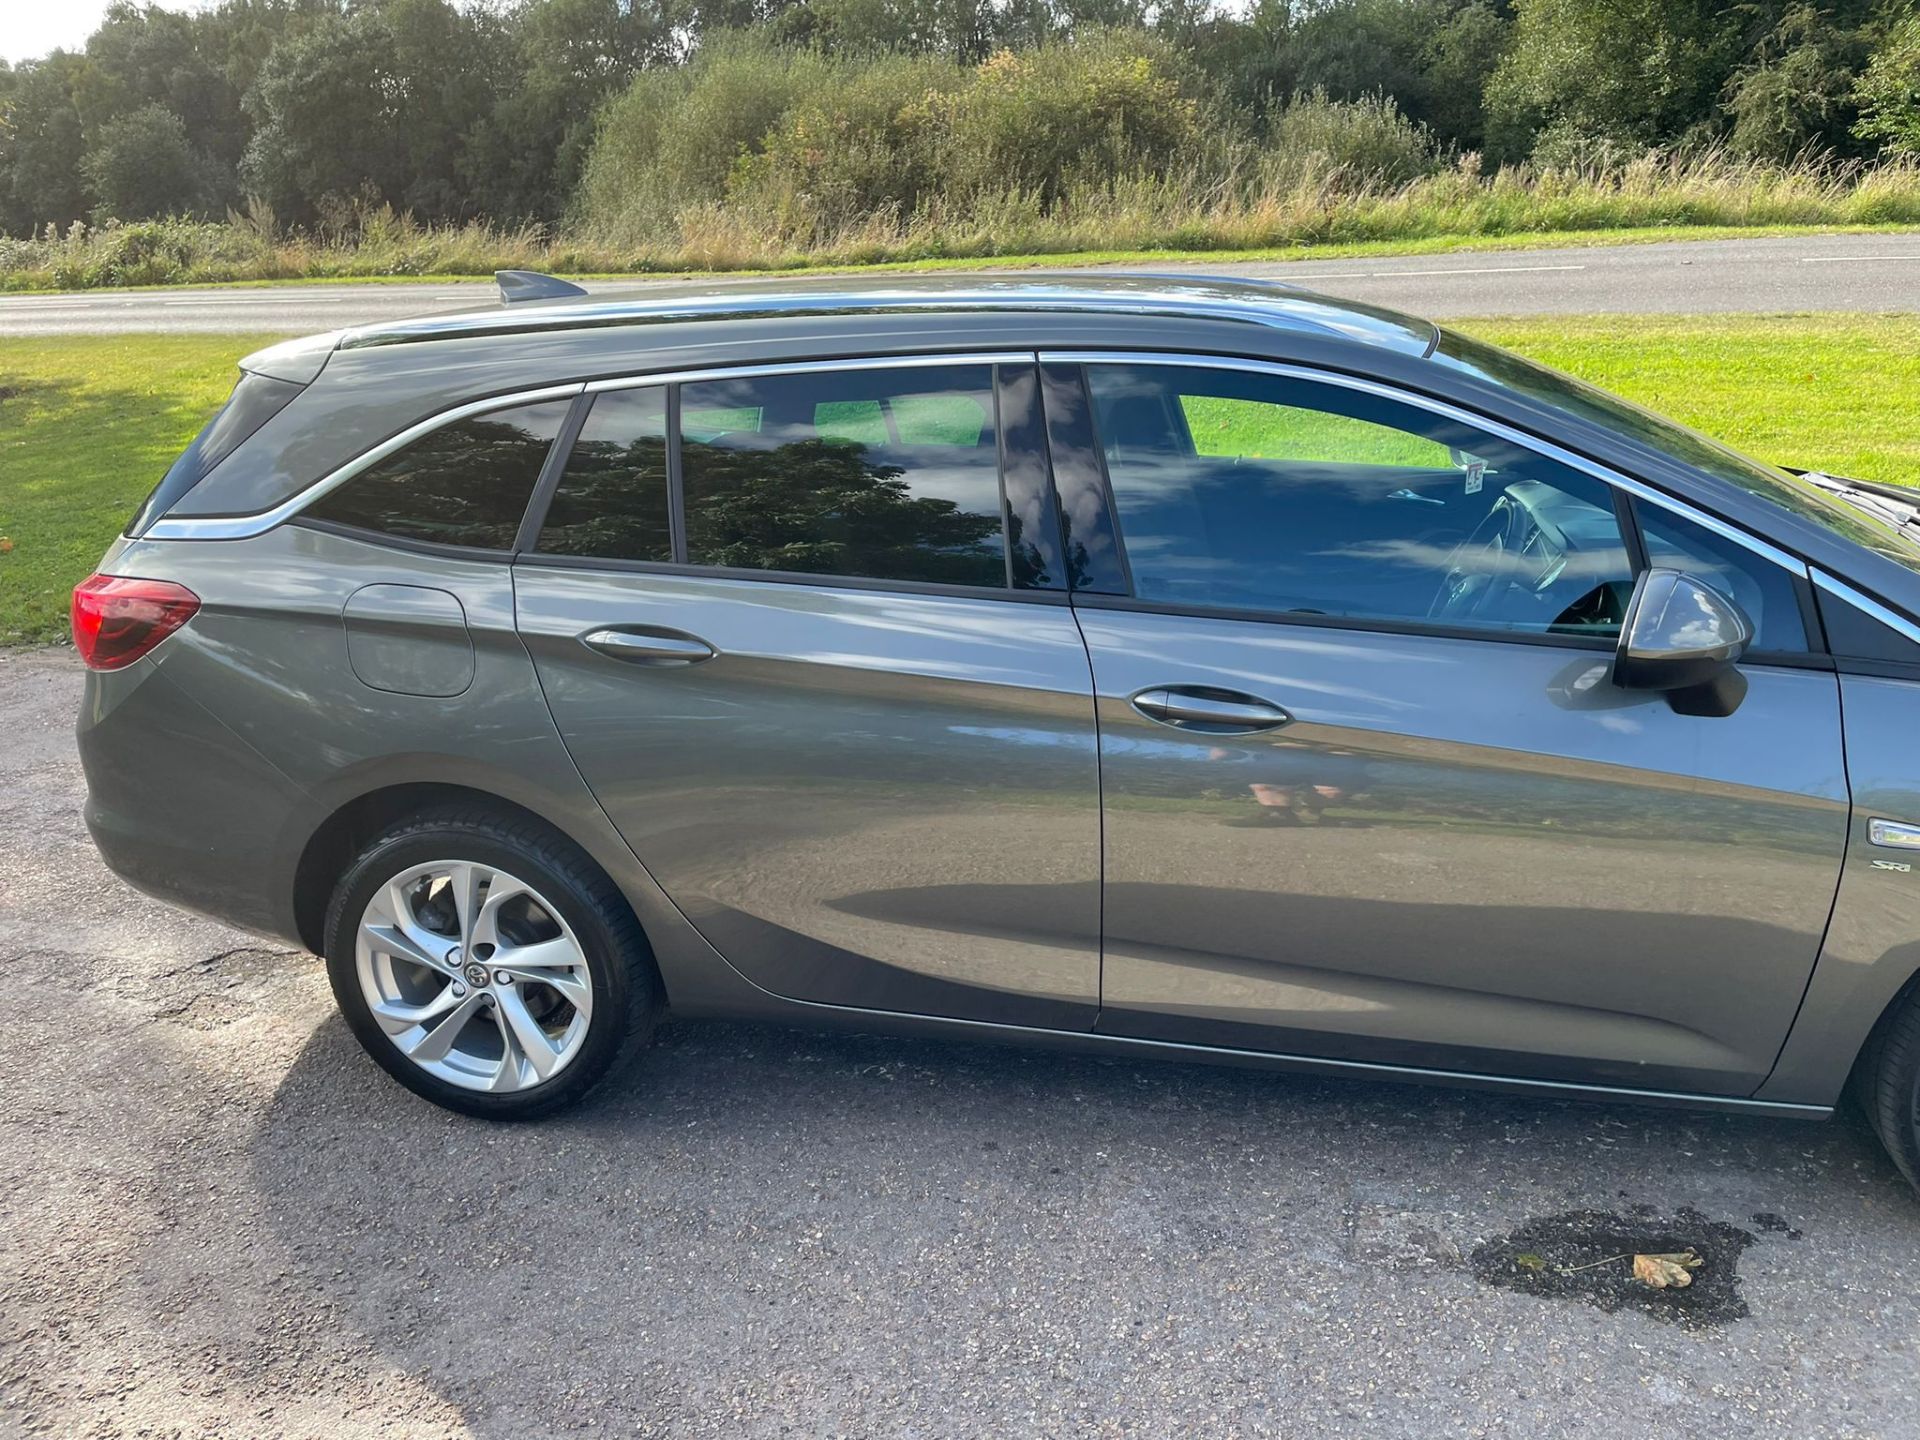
<box><xmin>1290</xmin><ymin>263</ymin><xmax>1588</xmax><ymax>279</ymax></box>
<box><xmin>161</xmin><ymin>295</ymin><xmax>352</xmax><ymax>306</ymax></box>
<box><xmin>1368</xmin><ymin>263</ymin><xmax>1587</xmax><ymax>277</ymax></box>
<box><xmin>1796</xmin><ymin>255</ymin><xmax>1920</xmax><ymax>263</ymax></box>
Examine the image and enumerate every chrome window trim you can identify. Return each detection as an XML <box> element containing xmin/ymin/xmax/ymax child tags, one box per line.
<box><xmin>1813</xmin><ymin>569</ymin><xmax>1920</xmax><ymax>646</ymax></box>
<box><xmin>145</xmin><ymin>354</ymin><xmax>1035</xmax><ymax>542</ymax></box>
<box><xmin>583</xmin><ymin>351</ymin><xmax>1031</xmax><ymax>395</ymax></box>
<box><xmin>144</xmin><ymin>382</ymin><xmax>586</xmax><ymax>541</ymax></box>
<box><xmin>1045</xmin><ymin>350</ymin><xmax>1812</xmax><ymax>580</ymax></box>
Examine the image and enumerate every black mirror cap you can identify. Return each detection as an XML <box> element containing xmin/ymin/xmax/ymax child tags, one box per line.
<box><xmin>1614</xmin><ymin>568</ymin><xmax>1755</xmax><ymax>715</ymax></box>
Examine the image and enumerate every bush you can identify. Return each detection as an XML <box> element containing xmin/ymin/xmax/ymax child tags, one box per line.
<box><xmin>1265</xmin><ymin>89</ymin><xmax>1441</xmax><ymax>189</ymax></box>
<box><xmin>727</xmin><ymin>53</ymin><xmax>964</xmax><ymax>239</ymax></box>
<box><xmin>1855</xmin><ymin>14</ymin><xmax>1920</xmax><ymax>158</ymax></box>
<box><xmin>930</xmin><ymin>33</ymin><xmax>1206</xmax><ymax>207</ymax></box>
<box><xmin>574</xmin><ymin>35</ymin><xmax>835</xmax><ymax>241</ymax></box>
<box><xmin>1724</xmin><ymin>7</ymin><xmax>1867</xmax><ymax>163</ymax></box>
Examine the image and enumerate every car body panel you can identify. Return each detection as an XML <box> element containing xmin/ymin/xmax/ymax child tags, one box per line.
<box><xmin>514</xmin><ymin>566</ymin><xmax>1104</xmax><ymax>1028</ymax></box>
<box><xmin>1073</xmin><ymin>606</ymin><xmax>1850</xmax><ymax>1095</ymax></box>
<box><xmin>1759</xmin><ymin>670</ymin><xmax>1920</xmax><ymax>1102</ymax></box>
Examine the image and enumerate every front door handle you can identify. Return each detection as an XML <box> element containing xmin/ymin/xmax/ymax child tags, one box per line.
<box><xmin>1132</xmin><ymin>686</ymin><xmax>1293</xmax><ymax>734</ymax></box>
<box><xmin>581</xmin><ymin>627</ymin><xmax>717</xmax><ymax>666</ymax></box>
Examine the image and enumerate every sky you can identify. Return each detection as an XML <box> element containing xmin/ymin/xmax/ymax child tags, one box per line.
<box><xmin>0</xmin><ymin>0</ymin><xmax>198</xmax><ymax>64</ymax></box>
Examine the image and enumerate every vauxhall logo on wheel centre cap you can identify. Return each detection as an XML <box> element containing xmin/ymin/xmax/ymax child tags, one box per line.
<box><xmin>450</xmin><ymin>947</ymin><xmax>491</xmax><ymax>989</ymax></box>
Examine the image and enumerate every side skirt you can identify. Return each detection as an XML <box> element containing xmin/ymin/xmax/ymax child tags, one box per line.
<box><xmin>676</xmin><ymin>990</ymin><xmax>1833</xmax><ymax>1122</ymax></box>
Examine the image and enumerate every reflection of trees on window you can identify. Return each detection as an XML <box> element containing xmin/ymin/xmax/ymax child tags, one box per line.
<box><xmin>538</xmin><ymin>388</ymin><xmax>672</xmax><ymax>563</ymax></box>
<box><xmin>306</xmin><ymin>402</ymin><xmax>566</xmax><ymax>549</ymax></box>
<box><xmin>683</xmin><ymin>437</ymin><xmax>1004</xmax><ymax>586</ymax></box>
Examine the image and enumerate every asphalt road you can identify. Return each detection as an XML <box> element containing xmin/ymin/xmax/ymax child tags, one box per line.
<box><xmin>6</xmin><ymin>232</ymin><xmax>1920</xmax><ymax>335</ymax></box>
<box><xmin>3</xmin><ymin>645</ymin><xmax>1919</xmax><ymax>1439</ymax></box>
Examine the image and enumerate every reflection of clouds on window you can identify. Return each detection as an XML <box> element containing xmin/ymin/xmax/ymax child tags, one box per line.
<box><xmin>1087</xmin><ymin>361</ymin><xmax>1636</xmax><ymax>633</ymax></box>
<box><xmin>1331</xmin><ymin>538</ymin><xmax>1631</xmax><ymax>580</ymax></box>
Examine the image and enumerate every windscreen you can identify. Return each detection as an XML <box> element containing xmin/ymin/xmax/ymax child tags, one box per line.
<box><xmin>125</xmin><ymin>370</ymin><xmax>304</xmax><ymax>537</ymax></box>
<box><xmin>1433</xmin><ymin>328</ymin><xmax>1920</xmax><ymax>579</ymax></box>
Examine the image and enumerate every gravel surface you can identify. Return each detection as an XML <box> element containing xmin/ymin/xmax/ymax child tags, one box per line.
<box><xmin>2</xmin><ymin>645</ymin><xmax>1918</xmax><ymax>1439</ymax></box>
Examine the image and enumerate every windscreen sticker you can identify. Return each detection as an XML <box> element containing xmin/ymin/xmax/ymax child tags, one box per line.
<box><xmin>1464</xmin><ymin>458</ymin><xmax>1486</xmax><ymax>495</ymax></box>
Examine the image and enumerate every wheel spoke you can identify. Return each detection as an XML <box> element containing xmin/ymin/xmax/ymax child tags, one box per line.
<box><xmin>364</xmin><ymin>879</ymin><xmax>457</xmax><ymax>975</ymax></box>
<box><xmin>494</xmin><ymin>988</ymin><xmax>564</xmax><ymax>1083</ymax></box>
<box><xmin>493</xmin><ymin>937</ymin><xmax>592</xmax><ymax>1014</ymax></box>
<box><xmin>398</xmin><ymin>989</ymin><xmax>490</xmax><ymax>1063</ymax></box>
<box><xmin>470</xmin><ymin>875</ymin><xmax>531</xmax><ymax>950</ymax></box>
<box><xmin>448</xmin><ymin>863</ymin><xmax>487</xmax><ymax>950</ymax></box>
<box><xmin>368</xmin><ymin>982</ymin><xmax>464</xmax><ymax>1037</ymax></box>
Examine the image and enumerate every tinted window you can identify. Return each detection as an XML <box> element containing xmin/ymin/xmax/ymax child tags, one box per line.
<box><xmin>1088</xmin><ymin>364</ymin><xmax>1635</xmax><ymax>636</ymax></box>
<box><xmin>537</xmin><ymin>388</ymin><xmax>671</xmax><ymax>562</ymax></box>
<box><xmin>1634</xmin><ymin>501</ymin><xmax>1808</xmax><ymax>653</ymax></box>
<box><xmin>304</xmin><ymin>400</ymin><xmax>568</xmax><ymax>550</ymax></box>
<box><xmin>679</xmin><ymin>365</ymin><xmax>1006</xmax><ymax>587</ymax></box>
<box><xmin>128</xmin><ymin>371</ymin><xmax>303</xmax><ymax>538</ymax></box>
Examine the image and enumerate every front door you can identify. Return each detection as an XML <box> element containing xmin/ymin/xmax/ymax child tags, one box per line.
<box><xmin>1055</xmin><ymin>357</ymin><xmax>1849</xmax><ymax>1095</ymax></box>
<box><xmin>515</xmin><ymin>359</ymin><xmax>1103</xmax><ymax>1028</ymax></box>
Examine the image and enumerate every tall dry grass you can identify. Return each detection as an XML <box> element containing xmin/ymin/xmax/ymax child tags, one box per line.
<box><xmin>5</xmin><ymin>149</ymin><xmax>1920</xmax><ymax>291</ymax></box>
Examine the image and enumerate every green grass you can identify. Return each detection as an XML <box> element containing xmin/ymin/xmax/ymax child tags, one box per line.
<box><xmin>0</xmin><ymin>334</ymin><xmax>284</xmax><ymax>644</ymax></box>
<box><xmin>9</xmin><ymin>221</ymin><xmax>1920</xmax><ymax>293</ymax></box>
<box><xmin>1463</xmin><ymin>314</ymin><xmax>1920</xmax><ymax>484</ymax></box>
<box><xmin>4</xmin><ymin>315</ymin><xmax>1919</xmax><ymax>646</ymax></box>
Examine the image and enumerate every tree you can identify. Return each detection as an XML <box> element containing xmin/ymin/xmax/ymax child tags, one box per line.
<box><xmin>0</xmin><ymin>54</ymin><xmax>89</xmax><ymax>232</ymax></box>
<box><xmin>81</xmin><ymin>103</ymin><xmax>213</xmax><ymax>219</ymax></box>
<box><xmin>1855</xmin><ymin>11</ymin><xmax>1920</xmax><ymax>157</ymax></box>
<box><xmin>240</xmin><ymin>0</ymin><xmax>512</xmax><ymax>223</ymax></box>
<box><xmin>463</xmin><ymin>0</ymin><xmax>679</xmax><ymax>223</ymax></box>
<box><xmin>1483</xmin><ymin>0</ymin><xmax>1740</xmax><ymax>161</ymax></box>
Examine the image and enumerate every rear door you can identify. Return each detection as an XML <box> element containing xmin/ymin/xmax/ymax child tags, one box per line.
<box><xmin>514</xmin><ymin>357</ymin><xmax>1103</xmax><ymax>1028</ymax></box>
<box><xmin>1045</xmin><ymin>355</ymin><xmax>1849</xmax><ymax>1096</ymax></box>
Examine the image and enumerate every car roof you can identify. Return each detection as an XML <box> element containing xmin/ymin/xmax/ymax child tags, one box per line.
<box><xmin>332</xmin><ymin>271</ymin><xmax>1441</xmax><ymax>360</ymax></box>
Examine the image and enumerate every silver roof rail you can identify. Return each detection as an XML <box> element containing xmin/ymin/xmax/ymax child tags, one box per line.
<box><xmin>496</xmin><ymin>270</ymin><xmax>588</xmax><ymax>304</ymax></box>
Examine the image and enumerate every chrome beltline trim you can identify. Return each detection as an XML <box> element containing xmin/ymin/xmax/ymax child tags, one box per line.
<box><xmin>1044</xmin><ymin>349</ymin><xmax>1813</xmax><ymax>578</ymax></box>
<box><xmin>144</xmin><ymin>382</ymin><xmax>587</xmax><ymax>541</ymax></box>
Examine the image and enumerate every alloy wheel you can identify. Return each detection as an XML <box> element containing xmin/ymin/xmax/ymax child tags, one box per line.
<box><xmin>354</xmin><ymin>860</ymin><xmax>594</xmax><ymax>1093</ymax></box>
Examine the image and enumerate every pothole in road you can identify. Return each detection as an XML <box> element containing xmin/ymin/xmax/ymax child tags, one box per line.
<box><xmin>1470</xmin><ymin>1207</ymin><xmax>1757</xmax><ymax>1329</ymax></box>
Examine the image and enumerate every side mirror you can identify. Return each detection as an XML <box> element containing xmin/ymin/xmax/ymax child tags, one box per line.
<box><xmin>1613</xmin><ymin>569</ymin><xmax>1754</xmax><ymax>717</ymax></box>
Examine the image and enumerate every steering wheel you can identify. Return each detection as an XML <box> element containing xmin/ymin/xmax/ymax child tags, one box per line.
<box><xmin>1427</xmin><ymin>496</ymin><xmax>1528</xmax><ymax>622</ymax></box>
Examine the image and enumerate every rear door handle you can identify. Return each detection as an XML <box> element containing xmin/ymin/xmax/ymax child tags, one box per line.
<box><xmin>581</xmin><ymin>627</ymin><xmax>717</xmax><ymax>666</ymax></box>
<box><xmin>1132</xmin><ymin>686</ymin><xmax>1292</xmax><ymax>734</ymax></box>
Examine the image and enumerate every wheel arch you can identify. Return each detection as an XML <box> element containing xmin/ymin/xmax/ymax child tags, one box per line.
<box><xmin>292</xmin><ymin>781</ymin><xmax>645</xmax><ymax>969</ymax></box>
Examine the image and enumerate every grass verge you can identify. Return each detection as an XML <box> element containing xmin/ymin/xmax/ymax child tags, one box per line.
<box><xmin>4</xmin><ymin>221</ymin><xmax>1920</xmax><ymax>293</ymax></box>
<box><xmin>3</xmin><ymin>316</ymin><xmax>1917</xmax><ymax>646</ymax></box>
<box><xmin>0</xmin><ymin>334</ymin><xmax>284</xmax><ymax>645</ymax></box>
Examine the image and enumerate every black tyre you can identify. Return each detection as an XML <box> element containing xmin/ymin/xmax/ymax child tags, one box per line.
<box><xmin>322</xmin><ymin>805</ymin><xmax>656</xmax><ymax>1119</ymax></box>
<box><xmin>1858</xmin><ymin>976</ymin><xmax>1920</xmax><ymax>1193</ymax></box>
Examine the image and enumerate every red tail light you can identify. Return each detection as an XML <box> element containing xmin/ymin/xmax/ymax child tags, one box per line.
<box><xmin>70</xmin><ymin>574</ymin><xmax>201</xmax><ymax>670</ymax></box>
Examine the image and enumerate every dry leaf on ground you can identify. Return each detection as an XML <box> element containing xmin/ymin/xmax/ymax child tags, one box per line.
<box><xmin>1632</xmin><ymin>1250</ymin><xmax>1703</xmax><ymax>1289</ymax></box>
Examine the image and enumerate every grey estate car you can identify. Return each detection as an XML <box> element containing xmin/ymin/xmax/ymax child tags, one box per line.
<box><xmin>73</xmin><ymin>272</ymin><xmax>1920</xmax><ymax>1190</ymax></box>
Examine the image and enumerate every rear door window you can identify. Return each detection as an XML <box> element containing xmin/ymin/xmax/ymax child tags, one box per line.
<box><xmin>536</xmin><ymin>387</ymin><xmax>671</xmax><ymax>563</ymax></box>
<box><xmin>677</xmin><ymin>364</ymin><xmax>1007</xmax><ymax>587</ymax></box>
<box><xmin>304</xmin><ymin>399</ymin><xmax>569</xmax><ymax>550</ymax></box>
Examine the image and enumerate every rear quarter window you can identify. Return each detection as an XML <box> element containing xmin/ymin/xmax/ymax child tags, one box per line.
<box><xmin>127</xmin><ymin>371</ymin><xmax>304</xmax><ymax>537</ymax></box>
